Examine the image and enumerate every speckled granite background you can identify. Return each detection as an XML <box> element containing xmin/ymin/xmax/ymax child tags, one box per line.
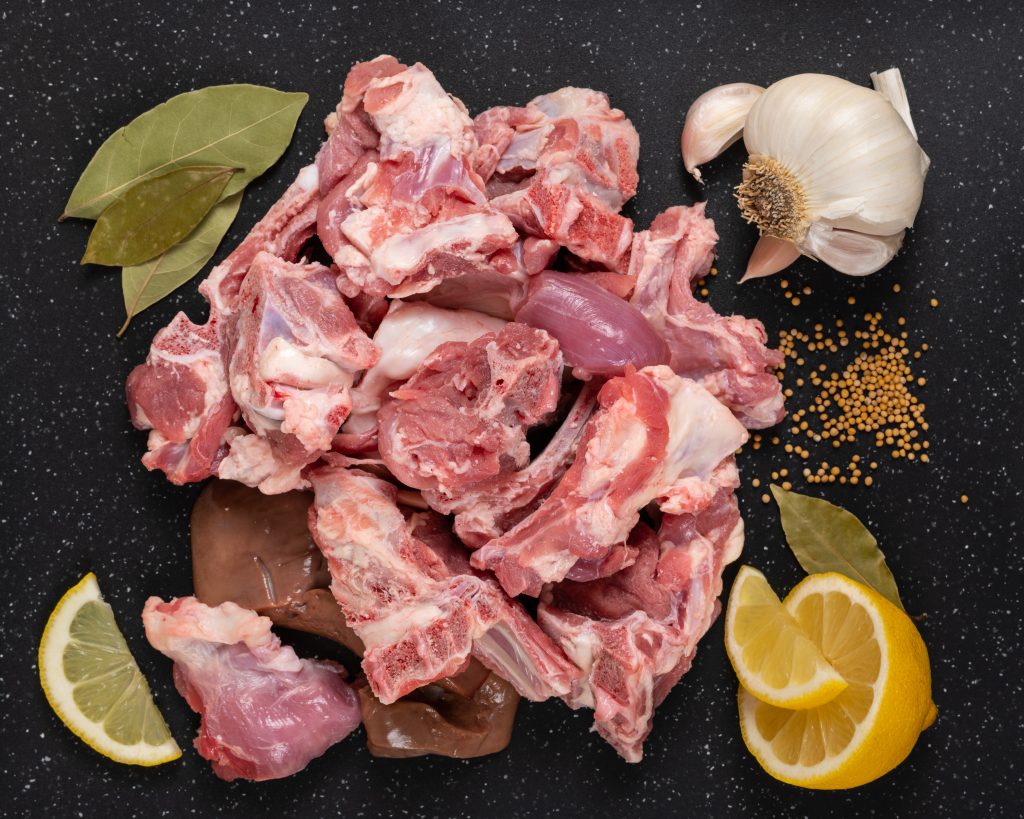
<box><xmin>2</xmin><ymin>0</ymin><xmax>1021</xmax><ymax>816</ymax></box>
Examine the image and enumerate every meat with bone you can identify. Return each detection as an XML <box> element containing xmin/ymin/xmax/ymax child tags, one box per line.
<box><xmin>342</xmin><ymin>300</ymin><xmax>505</xmax><ymax>437</ymax></box>
<box><xmin>538</xmin><ymin>476</ymin><xmax>743</xmax><ymax>762</ymax></box>
<box><xmin>471</xmin><ymin>366</ymin><xmax>748</xmax><ymax>597</ymax></box>
<box><xmin>377</xmin><ymin>323</ymin><xmax>563</xmax><ymax>495</ymax></box>
<box><xmin>485</xmin><ymin>88</ymin><xmax>639</xmax><ymax>270</ymax></box>
<box><xmin>216</xmin><ymin>252</ymin><xmax>379</xmax><ymax>493</ymax></box>
<box><xmin>424</xmin><ymin>378</ymin><xmax>601</xmax><ymax>547</ymax></box>
<box><xmin>320</xmin><ymin>59</ymin><xmax>521</xmax><ymax>299</ymax></box>
<box><xmin>142</xmin><ymin>596</ymin><xmax>360</xmax><ymax>781</ymax></box>
<box><xmin>629</xmin><ymin>205</ymin><xmax>785</xmax><ymax>428</ymax></box>
<box><xmin>125</xmin><ymin>168</ymin><xmax>320</xmax><ymax>485</ymax></box>
<box><xmin>307</xmin><ymin>459</ymin><xmax>579</xmax><ymax>704</ymax></box>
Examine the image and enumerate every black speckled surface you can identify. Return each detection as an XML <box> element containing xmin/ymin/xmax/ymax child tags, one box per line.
<box><xmin>2</xmin><ymin>1</ymin><xmax>1022</xmax><ymax>816</ymax></box>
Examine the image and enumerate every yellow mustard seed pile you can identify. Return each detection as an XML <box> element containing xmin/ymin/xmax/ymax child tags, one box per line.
<box><xmin>744</xmin><ymin>297</ymin><xmax>933</xmax><ymax>498</ymax></box>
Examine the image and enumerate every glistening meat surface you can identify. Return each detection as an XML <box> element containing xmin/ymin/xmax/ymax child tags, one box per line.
<box><xmin>307</xmin><ymin>458</ymin><xmax>579</xmax><ymax>704</ymax></box>
<box><xmin>142</xmin><ymin>596</ymin><xmax>360</xmax><ymax>781</ymax></box>
<box><xmin>471</xmin><ymin>366</ymin><xmax>748</xmax><ymax>597</ymax></box>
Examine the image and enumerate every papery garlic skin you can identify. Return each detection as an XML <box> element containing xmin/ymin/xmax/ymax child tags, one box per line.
<box><xmin>684</xmin><ymin>70</ymin><xmax>928</xmax><ymax>278</ymax></box>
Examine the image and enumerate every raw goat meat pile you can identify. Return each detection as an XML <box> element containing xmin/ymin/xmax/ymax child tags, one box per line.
<box><xmin>135</xmin><ymin>55</ymin><xmax>785</xmax><ymax>777</ymax></box>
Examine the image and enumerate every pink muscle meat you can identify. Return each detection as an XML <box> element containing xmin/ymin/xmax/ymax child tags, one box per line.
<box><xmin>425</xmin><ymin>378</ymin><xmax>601</xmax><ymax>547</ymax></box>
<box><xmin>471</xmin><ymin>366</ymin><xmax>747</xmax><ymax>597</ymax></box>
<box><xmin>486</xmin><ymin>88</ymin><xmax>640</xmax><ymax>270</ymax></box>
<box><xmin>216</xmin><ymin>252</ymin><xmax>379</xmax><ymax>493</ymax></box>
<box><xmin>538</xmin><ymin>477</ymin><xmax>744</xmax><ymax>762</ymax></box>
<box><xmin>126</xmin><ymin>168</ymin><xmax>320</xmax><ymax>485</ymax></box>
<box><xmin>342</xmin><ymin>300</ymin><xmax>505</xmax><ymax>439</ymax></box>
<box><xmin>323</xmin><ymin>60</ymin><xmax>520</xmax><ymax>299</ymax></box>
<box><xmin>142</xmin><ymin>596</ymin><xmax>360</xmax><ymax>781</ymax></box>
<box><xmin>515</xmin><ymin>271</ymin><xmax>669</xmax><ymax>377</ymax></box>
<box><xmin>377</xmin><ymin>323</ymin><xmax>563</xmax><ymax>495</ymax></box>
<box><xmin>307</xmin><ymin>459</ymin><xmax>579</xmax><ymax>704</ymax></box>
<box><xmin>629</xmin><ymin>205</ymin><xmax>785</xmax><ymax>428</ymax></box>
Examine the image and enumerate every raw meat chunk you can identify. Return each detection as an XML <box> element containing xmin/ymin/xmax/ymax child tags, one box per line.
<box><xmin>126</xmin><ymin>168</ymin><xmax>320</xmax><ymax>485</ymax></box>
<box><xmin>343</xmin><ymin>300</ymin><xmax>505</xmax><ymax>437</ymax></box>
<box><xmin>142</xmin><ymin>596</ymin><xmax>360</xmax><ymax>781</ymax></box>
<box><xmin>471</xmin><ymin>366</ymin><xmax>747</xmax><ymax>597</ymax></box>
<box><xmin>538</xmin><ymin>478</ymin><xmax>743</xmax><ymax>762</ymax></box>
<box><xmin>629</xmin><ymin>205</ymin><xmax>785</xmax><ymax>428</ymax></box>
<box><xmin>307</xmin><ymin>459</ymin><xmax>579</xmax><ymax>704</ymax></box>
<box><xmin>217</xmin><ymin>252</ymin><xmax>378</xmax><ymax>493</ymax></box>
<box><xmin>377</xmin><ymin>323</ymin><xmax>563</xmax><ymax>495</ymax></box>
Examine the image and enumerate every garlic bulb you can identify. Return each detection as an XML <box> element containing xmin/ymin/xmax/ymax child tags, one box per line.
<box><xmin>681</xmin><ymin>69</ymin><xmax>929</xmax><ymax>279</ymax></box>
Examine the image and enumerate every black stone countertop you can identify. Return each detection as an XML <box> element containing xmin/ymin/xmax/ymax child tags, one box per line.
<box><xmin>2</xmin><ymin>1</ymin><xmax>1021</xmax><ymax>816</ymax></box>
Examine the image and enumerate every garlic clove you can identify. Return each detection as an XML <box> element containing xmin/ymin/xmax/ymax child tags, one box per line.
<box><xmin>741</xmin><ymin>235</ymin><xmax>802</xmax><ymax>282</ymax></box>
<box><xmin>681</xmin><ymin>83</ymin><xmax>764</xmax><ymax>182</ymax></box>
<box><xmin>799</xmin><ymin>223</ymin><xmax>905</xmax><ymax>276</ymax></box>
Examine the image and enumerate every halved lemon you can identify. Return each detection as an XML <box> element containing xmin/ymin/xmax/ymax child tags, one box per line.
<box><xmin>738</xmin><ymin>572</ymin><xmax>936</xmax><ymax>789</ymax></box>
<box><xmin>38</xmin><ymin>573</ymin><xmax>181</xmax><ymax>766</ymax></box>
<box><xmin>725</xmin><ymin>566</ymin><xmax>848</xmax><ymax>708</ymax></box>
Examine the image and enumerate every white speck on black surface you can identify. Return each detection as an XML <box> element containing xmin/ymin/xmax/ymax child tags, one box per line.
<box><xmin>1</xmin><ymin>1</ymin><xmax>1021</xmax><ymax>817</ymax></box>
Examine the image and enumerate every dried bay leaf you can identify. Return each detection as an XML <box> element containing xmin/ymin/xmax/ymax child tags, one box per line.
<box><xmin>770</xmin><ymin>485</ymin><xmax>905</xmax><ymax>610</ymax></box>
<box><xmin>63</xmin><ymin>85</ymin><xmax>307</xmax><ymax>221</ymax></box>
<box><xmin>118</xmin><ymin>191</ymin><xmax>243</xmax><ymax>336</ymax></box>
<box><xmin>82</xmin><ymin>166</ymin><xmax>235</xmax><ymax>267</ymax></box>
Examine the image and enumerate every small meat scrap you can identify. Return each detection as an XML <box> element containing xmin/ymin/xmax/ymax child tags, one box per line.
<box><xmin>630</xmin><ymin>204</ymin><xmax>785</xmax><ymax>429</ymax></box>
<box><xmin>538</xmin><ymin>482</ymin><xmax>744</xmax><ymax>762</ymax></box>
<box><xmin>308</xmin><ymin>459</ymin><xmax>579</xmax><ymax>704</ymax></box>
<box><xmin>142</xmin><ymin>596</ymin><xmax>361</xmax><ymax>781</ymax></box>
<box><xmin>471</xmin><ymin>366</ymin><xmax>748</xmax><ymax>597</ymax></box>
<box><xmin>217</xmin><ymin>252</ymin><xmax>379</xmax><ymax>493</ymax></box>
<box><xmin>377</xmin><ymin>323</ymin><xmax>563</xmax><ymax>495</ymax></box>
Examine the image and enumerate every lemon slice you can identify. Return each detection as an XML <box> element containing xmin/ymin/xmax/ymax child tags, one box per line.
<box><xmin>738</xmin><ymin>572</ymin><xmax>935</xmax><ymax>789</ymax></box>
<box><xmin>38</xmin><ymin>573</ymin><xmax>181</xmax><ymax>766</ymax></box>
<box><xmin>725</xmin><ymin>566</ymin><xmax>848</xmax><ymax>708</ymax></box>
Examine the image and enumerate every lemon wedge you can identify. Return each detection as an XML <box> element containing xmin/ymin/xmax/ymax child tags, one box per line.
<box><xmin>725</xmin><ymin>565</ymin><xmax>848</xmax><ymax>708</ymax></box>
<box><xmin>38</xmin><ymin>573</ymin><xmax>181</xmax><ymax>766</ymax></box>
<box><xmin>737</xmin><ymin>572</ymin><xmax>935</xmax><ymax>789</ymax></box>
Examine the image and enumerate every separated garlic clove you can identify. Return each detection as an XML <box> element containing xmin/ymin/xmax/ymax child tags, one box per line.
<box><xmin>801</xmin><ymin>223</ymin><xmax>905</xmax><ymax>276</ymax></box>
<box><xmin>741</xmin><ymin>235</ymin><xmax>802</xmax><ymax>282</ymax></box>
<box><xmin>681</xmin><ymin>83</ymin><xmax>764</xmax><ymax>182</ymax></box>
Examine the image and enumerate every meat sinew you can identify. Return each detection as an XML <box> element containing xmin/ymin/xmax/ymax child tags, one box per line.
<box><xmin>142</xmin><ymin>596</ymin><xmax>361</xmax><ymax>781</ymax></box>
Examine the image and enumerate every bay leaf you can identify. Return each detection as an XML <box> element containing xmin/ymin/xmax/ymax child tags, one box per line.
<box><xmin>770</xmin><ymin>485</ymin><xmax>905</xmax><ymax>610</ymax></box>
<box><xmin>118</xmin><ymin>191</ymin><xmax>243</xmax><ymax>336</ymax></box>
<box><xmin>63</xmin><ymin>85</ymin><xmax>307</xmax><ymax>221</ymax></box>
<box><xmin>82</xmin><ymin>166</ymin><xmax>235</xmax><ymax>267</ymax></box>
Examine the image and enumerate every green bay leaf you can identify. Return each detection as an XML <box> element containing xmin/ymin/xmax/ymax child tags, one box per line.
<box><xmin>118</xmin><ymin>191</ymin><xmax>243</xmax><ymax>336</ymax></box>
<box><xmin>770</xmin><ymin>485</ymin><xmax>905</xmax><ymax>610</ymax></box>
<box><xmin>82</xmin><ymin>166</ymin><xmax>235</xmax><ymax>267</ymax></box>
<box><xmin>63</xmin><ymin>84</ymin><xmax>307</xmax><ymax>221</ymax></box>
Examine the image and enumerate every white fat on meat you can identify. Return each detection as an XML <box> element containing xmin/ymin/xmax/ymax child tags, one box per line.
<box><xmin>344</xmin><ymin>301</ymin><xmax>505</xmax><ymax>434</ymax></box>
<box><xmin>364</xmin><ymin>62</ymin><xmax>477</xmax><ymax>160</ymax></box>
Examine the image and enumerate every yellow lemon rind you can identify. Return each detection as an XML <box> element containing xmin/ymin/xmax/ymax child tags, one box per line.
<box><xmin>38</xmin><ymin>572</ymin><xmax>181</xmax><ymax>767</ymax></box>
